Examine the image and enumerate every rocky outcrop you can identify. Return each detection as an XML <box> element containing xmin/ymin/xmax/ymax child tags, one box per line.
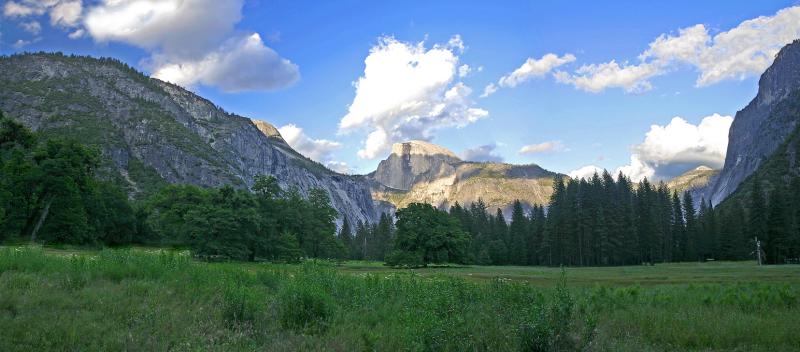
<box><xmin>706</xmin><ymin>40</ymin><xmax>800</xmax><ymax>205</ymax></box>
<box><xmin>368</xmin><ymin>141</ymin><xmax>560</xmax><ymax>216</ymax></box>
<box><xmin>0</xmin><ymin>53</ymin><xmax>377</xmax><ymax>227</ymax></box>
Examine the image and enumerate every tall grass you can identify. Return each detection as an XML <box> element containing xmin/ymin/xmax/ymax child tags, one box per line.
<box><xmin>0</xmin><ymin>247</ymin><xmax>798</xmax><ymax>351</ymax></box>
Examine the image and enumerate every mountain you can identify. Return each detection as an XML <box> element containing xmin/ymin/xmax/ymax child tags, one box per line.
<box><xmin>0</xmin><ymin>53</ymin><xmax>377</xmax><ymax>227</ymax></box>
<box><xmin>706</xmin><ymin>39</ymin><xmax>800</xmax><ymax>205</ymax></box>
<box><xmin>666</xmin><ymin>166</ymin><xmax>718</xmax><ymax>199</ymax></box>
<box><xmin>368</xmin><ymin>140</ymin><xmax>560</xmax><ymax>215</ymax></box>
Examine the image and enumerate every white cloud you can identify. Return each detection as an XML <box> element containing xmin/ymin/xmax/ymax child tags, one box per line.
<box><xmin>458</xmin><ymin>64</ymin><xmax>471</xmax><ymax>78</ymax></box>
<box><xmin>84</xmin><ymin>0</ymin><xmax>240</xmax><ymax>58</ymax></box>
<box><xmin>277</xmin><ymin>124</ymin><xmax>345</xmax><ymax>168</ymax></box>
<box><xmin>3</xmin><ymin>1</ymin><xmax>81</xmax><ymax>27</ymax></box>
<box><xmin>480</xmin><ymin>83</ymin><xmax>498</xmax><ymax>98</ymax></box>
<box><xmin>152</xmin><ymin>33</ymin><xmax>299</xmax><ymax>92</ymax></box>
<box><xmin>482</xmin><ymin>53</ymin><xmax>575</xmax><ymax>97</ymax></box>
<box><xmin>339</xmin><ymin>36</ymin><xmax>488</xmax><ymax>159</ymax></box>
<box><xmin>568</xmin><ymin>165</ymin><xmax>605</xmax><ymax>180</ymax></box>
<box><xmin>3</xmin><ymin>1</ymin><xmax>46</xmax><ymax>17</ymax></box>
<box><xmin>448</xmin><ymin>34</ymin><xmax>465</xmax><ymax>53</ymax></box>
<box><xmin>461</xmin><ymin>143</ymin><xmax>504</xmax><ymax>162</ymax></box>
<box><xmin>67</xmin><ymin>28</ymin><xmax>84</xmax><ymax>39</ymax></box>
<box><xmin>13</xmin><ymin>38</ymin><xmax>31</xmax><ymax>48</ymax></box>
<box><xmin>555</xmin><ymin>6</ymin><xmax>800</xmax><ymax>93</ymax></box>
<box><xmin>499</xmin><ymin>53</ymin><xmax>576</xmax><ymax>88</ymax></box>
<box><xmin>615</xmin><ymin>113</ymin><xmax>733</xmax><ymax>181</ymax></box>
<box><xmin>20</xmin><ymin>20</ymin><xmax>41</xmax><ymax>35</ymax></box>
<box><xmin>49</xmin><ymin>0</ymin><xmax>81</xmax><ymax>27</ymax></box>
<box><xmin>519</xmin><ymin>140</ymin><xmax>565</xmax><ymax>155</ymax></box>
<box><xmin>324</xmin><ymin>161</ymin><xmax>352</xmax><ymax>174</ymax></box>
<box><xmin>81</xmin><ymin>0</ymin><xmax>298</xmax><ymax>92</ymax></box>
<box><xmin>554</xmin><ymin>61</ymin><xmax>659</xmax><ymax>94</ymax></box>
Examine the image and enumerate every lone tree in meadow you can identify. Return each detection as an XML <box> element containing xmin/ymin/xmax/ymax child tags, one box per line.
<box><xmin>386</xmin><ymin>203</ymin><xmax>469</xmax><ymax>267</ymax></box>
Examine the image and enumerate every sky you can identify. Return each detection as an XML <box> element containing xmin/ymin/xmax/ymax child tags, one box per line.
<box><xmin>2</xmin><ymin>0</ymin><xmax>800</xmax><ymax>180</ymax></box>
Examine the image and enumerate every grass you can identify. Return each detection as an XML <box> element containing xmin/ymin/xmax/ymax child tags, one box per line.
<box><xmin>1</xmin><ymin>246</ymin><xmax>799</xmax><ymax>351</ymax></box>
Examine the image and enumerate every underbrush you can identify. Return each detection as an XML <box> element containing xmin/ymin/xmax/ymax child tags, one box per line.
<box><xmin>0</xmin><ymin>247</ymin><xmax>798</xmax><ymax>351</ymax></box>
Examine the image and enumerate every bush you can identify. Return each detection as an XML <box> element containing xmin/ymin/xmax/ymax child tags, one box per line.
<box><xmin>222</xmin><ymin>285</ymin><xmax>263</xmax><ymax>325</ymax></box>
<box><xmin>277</xmin><ymin>282</ymin><xmax>333</xmax><ymax>333</ymax></box>
<box><xmin>520</xmin><ymin>270</ymin><xmax>586</xmax><ymax>351</ymax></box>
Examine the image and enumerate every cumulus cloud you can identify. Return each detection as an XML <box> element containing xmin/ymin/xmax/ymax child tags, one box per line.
<box><xmin>80</xmin><ymin>0</ymin><xmax>298</xmax><ymax>92</ymax></box>
<box><xmin>84</xmin><ymin>0</ymin><xmax>240</xmax><ymax>58</ymax></box>
<box><xmin>615</xmin><ymin>113</ymin><xmax>733</xmax><ymax>181</ymax></box>
<box><xmin>277</xmin><ymin>124</ymin><xmax>350</xmax><ymax>173</ymax></box>
<box><xmin>568</xmin><ymin>165</ymin><xmax>605</xmax><ymax>180</ymax></box>
<box><xmin>152</xmin><ymin>33</ymin><xmax>299</xmax><ymax>92</ymax></box>
<box><xmin>339</xmin><ymin>36</ymin><xmax>488</xmax><ymax>159</ymax></box>
<box><xmin>461</xmin><ymin>144</ymin><xmax>504</xmax><ymax>162</ymax></box>
<box><xmin>482</xmin><ymin>53</ymin><xmax>575</xmax><ymax>97</ymax></box>
<box><xmin>519</xmin><ymin>140</ymin><xmax>565</xmax><ymax>155</ymax></box>
<box><xmin>555</xmin><ymin>6</ymin><xmax>800</xmax><ymax>92</ymax></box>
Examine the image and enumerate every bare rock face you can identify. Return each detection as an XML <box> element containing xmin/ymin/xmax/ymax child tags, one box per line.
<box><xmin>0</xmin><ymin>53</ymin><xmax>377</xmax><ymax>227</ymax></box>
<box><xmin>370</xmin><ymin>140</ymin><xmax>462</xmax><ymax>191</ymax></box>
<box><xmin>706</xmin><ymin>40</ymin><xmax>800</xmax><ymax>205</ymax></box>
<box><xmin>368</xmin><ymin>141</ymin><xmax>561</xmax><ymax>216</ymax></box>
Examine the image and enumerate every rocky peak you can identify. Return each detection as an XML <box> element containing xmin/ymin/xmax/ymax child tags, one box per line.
<box><xmin>754</xmin><ymin>39</ymin><xmax>800</xmax><ymax>108</ymax></box>
<box><xmin>390</xmin><ymin>140</ymin><xmax>461</xmax><ymax>159</ymax></box>
<box><xmin>251</xmin><ymin>119</ymin><xmax>284</xmax><ymax>142</ymax></box>
<box><xmin>370</xmin><ymin>140</ymin><xmax>462</xmax><ymax>191</ymax></box>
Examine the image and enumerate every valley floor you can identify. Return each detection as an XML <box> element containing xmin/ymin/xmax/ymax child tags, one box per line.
<box><xmin>1</xmin><ymin>246</ymin><xmax>799</xmax><ymax>351</ymax></box>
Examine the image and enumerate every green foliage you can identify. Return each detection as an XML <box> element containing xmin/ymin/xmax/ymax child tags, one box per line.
<box><xmin>390</xmin><ymin>203</ymin><xmax>470</xmax><ymax>267</ymax></box>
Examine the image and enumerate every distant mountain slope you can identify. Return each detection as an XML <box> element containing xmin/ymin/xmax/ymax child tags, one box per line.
<box><xmin>368</xmin><ymin>141</ymin><xmax>560</xmax><ymax>215</ymax></box>
<box><xmin>707</xmin><ymin>39</ymin><xmax>800</xmax><ymax>205</ymax></box>
<box><xmin>666</xmin><ymin>166</ymin><xmax>718</xmax><ymax>199</ymax></box>
<box><xmin>0</xmin><ymin>53</ymin><xmax>377</xmax><ymax>226</ymax></box>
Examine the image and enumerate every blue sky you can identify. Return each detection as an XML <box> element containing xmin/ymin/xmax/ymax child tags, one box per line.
<box><xmin>2</xmin><ymin>0</ymin><xmax>800</xmax><ymax>179</ymax></box>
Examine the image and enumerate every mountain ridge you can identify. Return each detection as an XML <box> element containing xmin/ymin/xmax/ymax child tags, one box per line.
<box><xmin>0</xmin><ymin>52</ymin><xmax>378</xmax><ymax>227</ymax></box>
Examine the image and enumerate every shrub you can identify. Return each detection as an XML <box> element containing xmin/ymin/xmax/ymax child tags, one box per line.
<box><xmin>277</xmin><ymin>282</ymin><xmax>333</xmax><ymax>333</ymax></box>
<box><xmin>384</xmin><ymin>250</ymin><xmax>424</xmax><ymax>268</ymax></box>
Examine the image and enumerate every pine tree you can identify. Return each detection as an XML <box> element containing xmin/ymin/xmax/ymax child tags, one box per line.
<box><xmin>338</xmin><ymin>218</ymin><xmax>354</xmax><ymax>259</ymax></box>
<box><xmin>748</xmin><ymin>176</ymin><xmax>768</xmax><ymax>261</ymax></box>
<box><xmin>682</xmin><ymin>191</ymin><xmax>698</xmax><ymax>261</ymax></box>
<box><xmin>670</xmin><ymin>192</ymin><xmax>685</xmax><ymax>261</ymax></box>
<box><xmin>508</xmin><ymin>200</ymin><xmax>529</xmax><ymax>265</ymax></box>
<box><xmin>765</xmin><ymin>186</ymin><xmax>792</xmax><ymax>264</ymax></box>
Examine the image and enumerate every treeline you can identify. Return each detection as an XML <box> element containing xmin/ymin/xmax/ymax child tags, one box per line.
<box><xmin>3</xmin><ymin>112</ymin><xmax>798</xmax><ymax>265</ymax></box>
<box><xmin>445</xmin><ymin>171</ymin><xmax>800</xmax><ymax>266</ymax></box>
<box><xmin>0</xmin><ymin>113</ymin><xmax>347</xmax><ymax>261</ymax></box>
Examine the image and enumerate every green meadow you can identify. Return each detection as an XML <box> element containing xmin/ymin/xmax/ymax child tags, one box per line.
<box><xmin>1</xmin><ymin>246</ymin><xmax>798</xmax><ymax>351</ymax></box>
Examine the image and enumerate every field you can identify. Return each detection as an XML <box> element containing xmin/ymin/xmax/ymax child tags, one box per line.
<box><xmin>1</xmin><ymin>247</ymin><xmax>799</xmax><ymax>351</ymax></box>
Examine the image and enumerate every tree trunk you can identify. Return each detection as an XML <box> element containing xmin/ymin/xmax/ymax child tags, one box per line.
<box><xmin>29</xmin><ymin>197</ymin><xmax>53</xmax><ymax>243</ymax></box>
